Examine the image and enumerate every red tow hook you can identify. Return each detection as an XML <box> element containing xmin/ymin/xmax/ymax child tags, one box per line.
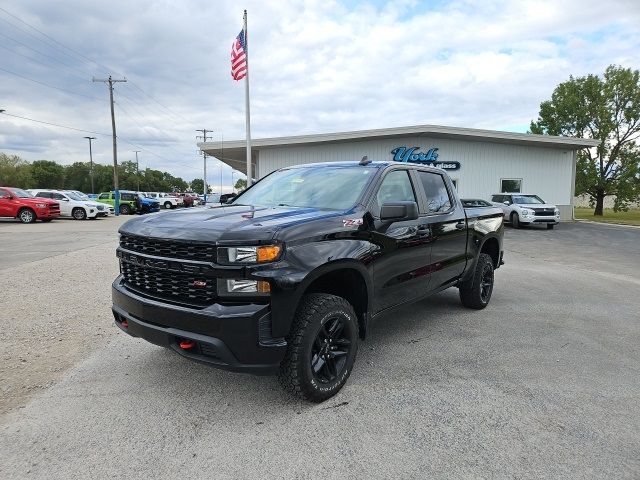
<box><xmin>121</xmin><ymin>319</ymin><xmax>129</xmax><ymax>329</ymax></box>
<box><xmin>179</xmin><ymin>340</ymin><xmax>196</xmax><ymax>350</ymax></box>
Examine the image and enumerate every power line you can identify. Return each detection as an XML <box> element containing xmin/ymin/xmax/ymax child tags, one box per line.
<box><xmin>0</xmin><ymin>111</ymin><xmax>110</xmax><ymax>135</ymax></box>
<box><xmin>0</xmin><ymin>66</ymin><xmax>102</xmax><ymax>101</ymax></box>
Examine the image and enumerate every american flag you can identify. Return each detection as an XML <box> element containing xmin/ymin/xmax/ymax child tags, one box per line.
<box><xmin>231</xmin><ymin>30</ymin><xmax>247</xmax><ymax>81</ymax></box>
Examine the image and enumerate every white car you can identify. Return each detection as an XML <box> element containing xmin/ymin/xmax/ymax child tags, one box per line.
<box><xmin>63</xmin><ymin>190</ymin><xmax>114</xmax><ymax>216</ymax></box>
<box><xmin>144</xmin><ymin>192</ymin><xmax>184</xmax><ymax>209</ymax></box>
<box><xmin>491</xmin><ymin>193</ymin><xmax>560</xmax><ymax>229</ymax></box>
<box><xmin>27</xmin><ymin>189</ymin><xmax>101</xmax><ymax>220</ymax></box>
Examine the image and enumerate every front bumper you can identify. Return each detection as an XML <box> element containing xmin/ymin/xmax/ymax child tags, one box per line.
<box><xmin>112</xmin><ymin>277</ymin><xmax>286</xmax><ymax>375</ymax></box>
<box><xmin>520</xmin><ymin>215</ymin><xmax>559</xmax><ymax>225</ymax></box>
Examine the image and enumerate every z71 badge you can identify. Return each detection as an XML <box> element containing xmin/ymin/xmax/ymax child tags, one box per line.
<box><xmin>343</xmin><ymin>218</ymin><xmax>363</xmax><ymax>227</ymax></box>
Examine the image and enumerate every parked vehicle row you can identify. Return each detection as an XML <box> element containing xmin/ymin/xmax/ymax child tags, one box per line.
<box><xmin>144</xmin><ymin>192</ymin><xmax>184</xmax><ymax>209</ymax></box>
<box><xmin>96</xmin><ymin>191</ymin><xmax>160</xmax><ymax>215</ymax></box>
<box><xmin>27</xmin><ymin>189</ymin><xmax>107</xmax><ymax>220</ymax></box>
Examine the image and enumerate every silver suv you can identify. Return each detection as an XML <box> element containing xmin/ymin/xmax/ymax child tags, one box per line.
<box><xmin>491</xmin><ymin>193</ymin><xmax>560</xmax><ymax>229</ymax></box>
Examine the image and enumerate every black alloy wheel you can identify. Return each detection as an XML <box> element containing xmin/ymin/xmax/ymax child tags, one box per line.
<box><xmin>280</xmin><ymin>293</ymin><xmax>359</xmax><ymax>402</ymax></box>
<box><xmin>459</xmin><ymin>253</ymin><xmax>494</xmax><ymax>309</ymax></box>
<box><xmin>479</xmin><ymin>261</ymin><xmax>494</xmax><ymax>304</ymax></box>
<box><xmin>310</xmin><ymin>315</ymin><xmax>353</xmax><ymax>385</ymax></box>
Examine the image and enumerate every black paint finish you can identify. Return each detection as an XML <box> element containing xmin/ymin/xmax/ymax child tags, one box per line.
<box><xmin>113</xmin><ymin>162</ymin><xmax>504</xmax><ymax>374</ymax></box>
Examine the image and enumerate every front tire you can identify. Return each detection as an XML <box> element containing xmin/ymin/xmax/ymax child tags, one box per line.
<box><xmin>119</xmin><ymin>204</ymin><xmax>131</xmax><ymax>215</ymax></box>
<box><xmin>459</xmin><ymin>253</ymin><xmax>495</xmax><ymax>309</ymax></box>
<box><xmin>279</xmin><ymin>294</ymin><xmax>359</xmax><ymax>402</ymax></box>
<box><xmin>510</xmin><ymin>212</ymin><xmax>520</xmax><ymax>228</ymax></box>
<box><xmin>18</xmin><ymin>208</ymin><xmax>36</xmax><ymax>224</ymax></box>
<box><xmin>72</xmin><ymin>207</ymin><xmax>87</xmax><ymax>220</ymax></box>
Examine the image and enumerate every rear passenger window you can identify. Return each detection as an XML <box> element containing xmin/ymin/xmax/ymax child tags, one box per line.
<box><xmin>418</xmin><ymin>172</ymin><xmax>452</xmax><ymax>213</ymax></box>
<box><xmin>121</xmin><ymin>193</ymin><xmax>135</xmax><ymax>201</ymax></box>
<box><xmin>35</xmin><ymin>192</ymin><xmax>52</xmax><ymax>198</ymax></box>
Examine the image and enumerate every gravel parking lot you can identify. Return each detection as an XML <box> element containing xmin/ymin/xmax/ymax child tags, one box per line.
<box><xmin>1</xmin><ymin>217</ymin><xmax>639</xmax><ymax>479</ymax></box>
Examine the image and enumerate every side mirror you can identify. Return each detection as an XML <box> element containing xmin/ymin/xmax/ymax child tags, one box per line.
<box><xmin>503</xmin><ymin>201</ymin><xmax>510</xmax><ymax>206</ymax></box>
<box><xmin>62</xmin><ymin>198</ymin><xmax>69</xmax><ymax>202</ymax></box>
<box><xmin>380</xmin><ymin>201</ymin><xmax>419</xmax><ymax>223</ymax></box>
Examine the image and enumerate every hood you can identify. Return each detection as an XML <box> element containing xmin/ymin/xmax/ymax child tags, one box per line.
<box><xmin>516</xmin><ymin>203</ymin><xmax>557</xmax><ymax>210</ymax></box>
<box><xmin>21</xmin><ymin>197</ymin><xmax>57</xmax><ymax>205</ymax></box>
<box><xmin>120</xmin><ymin>204</ymin><xmax>344</xmax><ymax>243</ymax></box>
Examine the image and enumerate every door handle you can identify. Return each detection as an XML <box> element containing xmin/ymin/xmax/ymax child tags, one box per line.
<box><xmin>455</xmin><ymin>221</ymin><xmax>466</xmax><ymax>230</ymax></box>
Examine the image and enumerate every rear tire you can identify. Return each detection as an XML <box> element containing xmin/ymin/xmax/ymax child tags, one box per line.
<box><xmin>459</xmin><ymin>253</ymin><xmax>495</xmax><ymax>310</ymax></box>
<box><xmin>18</xmin><ymin>208</ymin><xmax>36</xmax><ymax>224</ymax></box>
<box><xmin>119</xmin><ymin>204</ymin><xmax>131</xmax><ymax>215</ymax></box>
<box><xmin>547</xmin><ymin>224</ymin><xmax>555</xmax><ymax>230</ymax></box>
<box><xmin>279</xmin><ymin>293</ymin><xmax>359</xmax><ymax>402</ymax></box>
<box><xmin>72</xmin><ymin>207</ymin><xmax>87</xmax><ymax>220</ymax></box>
<box><xmin>511</xmin><ymin>212</ymin><xmax>520</xmax><ymax>228</ymax></box>
<box><xmin>164</xmin><ymin>201</ymin><xmax>172</xmax><ymax>209</ymax></box>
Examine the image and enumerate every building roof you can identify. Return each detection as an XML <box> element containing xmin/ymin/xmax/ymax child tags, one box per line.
<box><xmin>198</xmin><ymin>124</ymin><xmax>599</xmax><ymax>174</ymax></box>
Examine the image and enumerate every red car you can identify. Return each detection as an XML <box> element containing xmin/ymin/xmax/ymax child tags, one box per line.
<box><xmin>0</xmin><ymin>187</ymin><xmax>61</xmax><ymax>223</ymax></box>
<box><xmin>173</xmin><ymin>192</ymin><xmax>194</xmax><ymax>207</ymax></box>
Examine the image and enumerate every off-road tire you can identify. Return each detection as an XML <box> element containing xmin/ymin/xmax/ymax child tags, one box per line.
<box><xmin>279</xmin><ymin>293</ymin><xmax>359</xmax><ymax>403</ymax></box>
<box><xmin>547</xmin><ymin>224</ymin><xmax>554</xmax><ymax>230</ymax></box>
<box><xmin>18</xmin><ymin>208</ymin><xmax>36</xmax><ymax>223</ymax></box>
<box><xmin>164</xmin><ymin>201</ymin><xmax>172</xmax><ymax>209</ymax></box>
<box><xmin>459</xmin><ymin>253</ymin><xmax>494</xmax><ymax>309</ymax></box>
<box><xmin>511</xmin><ymin>212</ymin><xmax>520</xmax><ymax>228</ymax></box>
<box><xmin>119</xmin><ymin>204</ymin><xmax>131</xmax><ymax>215</ymax></box>
<box><xmin>72</xmin><ymin>207</ymin><xmax>87</xmax><ymax>220</ymax></box>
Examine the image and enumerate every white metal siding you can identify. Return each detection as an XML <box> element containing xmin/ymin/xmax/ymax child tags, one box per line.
<box><xmin>259</xmin><ymin>136</ymin><xmax>573</xmax><ymax>205</ymax></box>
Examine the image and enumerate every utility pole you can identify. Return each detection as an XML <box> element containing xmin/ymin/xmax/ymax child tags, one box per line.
<box><xmin>133</xmin><ymin>150</ymin><xmax>141</xmax><ymax>191</ymax></box>
<box><xmin>93</xmin><ymin>75</ymin><xmax>126</xmax><ymax>215</ymax></box>
<box><xmin>83</xmin><ymin>136</ymin><xmax>96</xmax><ymax>193</ymax></box>
<box><xmin>196</xmin><ymin>129</ymin><xmax>212</xmax><ymax>201</ymax></box>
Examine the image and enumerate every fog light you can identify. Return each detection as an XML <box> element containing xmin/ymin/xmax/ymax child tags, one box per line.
<box><xmin>219</xmin><ymin>279</ymin><xmax>271</xmax><ymax>295</ymax></box>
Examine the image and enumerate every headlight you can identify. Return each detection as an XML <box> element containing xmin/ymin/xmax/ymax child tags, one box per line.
<box><xmin>554</xmin><ymin>208</ymin><xmax>560</xmax><ymax>216</ymax></box>
<box><xmin>218</xmin><ymin>279</ymin><xmax>271</xmax><ymax>296</ymax></box>
<box><xmin>218</xmin><ymin>245</ymin><xmax>282</xmax><ymax>264</ymax></box>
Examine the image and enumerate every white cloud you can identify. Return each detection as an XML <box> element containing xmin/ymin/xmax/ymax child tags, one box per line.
<box><xmin>0</xmin><ymin>0</ymin><xmax>639</xmax><ymax>187</ymax></box>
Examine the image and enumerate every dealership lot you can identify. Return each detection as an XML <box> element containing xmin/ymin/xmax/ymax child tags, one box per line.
<box><xmin>1</xmin><ymin>217</ymin><xmax>639</xmax><ymax>479</ymax></box>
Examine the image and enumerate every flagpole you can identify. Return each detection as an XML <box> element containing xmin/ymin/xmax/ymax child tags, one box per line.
<box><xmin>243</xmin><ymin>9</ymin><xmax>252</xmax><ymax>186</ymax></box>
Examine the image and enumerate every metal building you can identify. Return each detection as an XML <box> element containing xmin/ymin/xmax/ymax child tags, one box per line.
<box><xmin>198</xmin><ymin>124</ymin><xmax>598</xmax><ymax>221</ymax></box>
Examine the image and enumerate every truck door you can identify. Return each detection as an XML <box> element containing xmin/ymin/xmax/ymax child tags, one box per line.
<box><xmin>52</xmin><ymin>192</ymin><xmax>71</xmax><ymax>216</ymax></box>
<box><xmin>0</xmin><ymin>188</ymin><xmax>11</xmax><ymax>217</ymax></box>
<box><xmin>414</xmin><ymin>170</ymin><xmax>468</xmax><ymax>290</ymax></box>
<box><xmin>371</xmin><ymin>169</ymin><xmax>432</xmax><ymax>313</ymax></box>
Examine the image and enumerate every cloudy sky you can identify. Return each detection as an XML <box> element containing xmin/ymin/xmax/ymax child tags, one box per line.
<box><xmin>1</xmin><ymin>0</ymin><xmax>639</xmax><ymax>190</ymax></box>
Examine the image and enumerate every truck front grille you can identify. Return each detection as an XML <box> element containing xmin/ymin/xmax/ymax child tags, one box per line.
<box><xmin>120</xmin><ymin>261</ymin><xmax>216</xmax><ymax>307</ymax></box>
<box><xmin>533</xmin><ymin>208</ymin><xmax>555</xmax><ymax>216</ymax></box>
<box><xmin>119</xmin><ymin>234</ymin><xmax>217</xmax><ymax>262</ymax></box>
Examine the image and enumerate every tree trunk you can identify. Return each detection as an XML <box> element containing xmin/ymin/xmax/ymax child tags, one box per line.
<box><xmin>594</xmin><ymin>190</ymin><xmax>605</xmax><ymax>216</ymax></box>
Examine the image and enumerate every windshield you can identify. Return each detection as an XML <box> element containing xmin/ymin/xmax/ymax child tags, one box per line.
<box><xmin>513</xmin><ymin>195</ymin><xmax>545</xmax><ymax>204</ymax></box>
<box><xmin>232</xmin><ymin>166</ymin><xmax>377</xmax><ymax>210</ymax></box>
<box><xmin>11</xmin><ymin>188</ymin><xmax>33</xmax><ymax>198</ymax></box>
<box><xmin>66</xmin><ymin>192</ymin><xmax>83</xmax><ymax>201</ymax></box>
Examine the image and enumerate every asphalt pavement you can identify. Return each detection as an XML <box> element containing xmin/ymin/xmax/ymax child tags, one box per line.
<box><xmin>0</xmin><ymin>218</ymin><xmax>639</xmax><ymax>479</ymax></box>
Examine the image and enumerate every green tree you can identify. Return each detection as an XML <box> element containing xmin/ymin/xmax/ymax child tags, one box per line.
<box><xmin>63</xmin><ymin>162</ymin><xmax>93</xmax><ymax>192</ymax></box>
<box><xmin>530</xmin><ymin>65</ymin><xmax>640</xmax><ymax>215</ymax></box>
<box><xmin>190</xmin><ymin>178</ymin><xmax>204</xmax><ymax>194</ymax></box>
<box><xmin>0</xmin><ymin>153</ymin><xmax>33</xmax><ymax>187</ymax></box>
<box><xmin>234</xmin><ymin>178</ymin><xmax>247</xmax><ymax>191</ymax></box>
<box><xmin>30</xmin><ymin>160</ymin><xmax>65</xmax><ymax>188</ymax></box>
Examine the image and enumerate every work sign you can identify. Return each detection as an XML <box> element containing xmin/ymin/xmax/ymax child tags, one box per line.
<box><xmin>391</xmin><ymin>147</ymin><xmax>460</xmax><ymax>170</ymax></box>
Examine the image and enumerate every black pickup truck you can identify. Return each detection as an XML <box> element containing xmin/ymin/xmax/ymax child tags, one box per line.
<box><xmin>112</xmin><ymin>160</ymin><xmax>504</xmax><ymax>401</ymax></box>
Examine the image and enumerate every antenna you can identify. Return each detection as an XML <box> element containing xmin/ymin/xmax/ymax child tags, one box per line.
<box><xmin>359</xmin><ymin>155</ymin><xmax>371</xmax><ymax>166</ymax></box>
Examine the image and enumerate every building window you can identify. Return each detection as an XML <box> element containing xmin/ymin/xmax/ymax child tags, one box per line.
<box><xmin>500</xmin><ymin>178</ymin><xmax>522</xmax><ymax>193</ymax></box>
